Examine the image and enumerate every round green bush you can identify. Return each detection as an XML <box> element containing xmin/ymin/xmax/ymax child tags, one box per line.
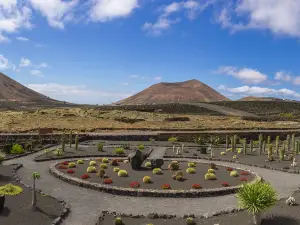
<box><xmin>143</xmin><ymin>176</ymin><xmax>152</xmax><ymax>183</ymax></box>
<box><xmin>221</xmin><ymin>151</ymin><xmax>226</xmax><ymax>155</ymax></box>
<box><xmin>10</xmin><ymin>144</ymin><xmax>24</xmax><ymax>154</ymax></box>
<box><xmin>113</xmin><ymin>168</ymin><xmax>120</xmax><ymax>172</ymax></box>
<box><xmin>205</xmin><ymin>173</ymin><xmax>217</xmax><ymax>180</ymax></box>
<box><xmin>87</xmin><ymin>166</ymin><xmax>96</xmax><ymax>173</ymax></box>
<box><xmin>176</xmin><ymin>175</ymin><xmax>183</xmax><ymax>181</ymax></box>
<box><xmin>230</xmin><ymin>170</ymin><xmax>238</xmax><ymax>177</ymax></box>
<box><xmin>68</xmin><ymin>162</ymin><xmax>76</xmax><ymax>168</ymax></box>
<box><xmin>188</xmin><ymin>162</ymin><xmax>196</xmax><ymax>167</ymax></box>
<box><xmin>77</xmin><ymin>160</ymin><xmax>84</xmax><ymax>164</ymax></box>
<box><xmin>114</xmin><ymin>217</ymin><xmax>122</xmax><ymax>225</ymax></box>
<box><xmin>0</xmin><ymin>183</ymin><xmax>23</xmax><ymax>196</ymax></box>
<box><xmin>100</xmin><ymin>163</ymin><xmax>107</xmax><ymax>169</ymax></box>
<box><xmin>168</xmin><ymin>161</ymin><xmax>179</xmax><ymax>171</ymax></box>
<box><xmin>114</xmin><ymin>148</ymin><xmax>125</xmax><ymax>155</ymax></box>
<box><xmin>186</xmin><ymin>217</ymin><xmax>195</xmax><ymax>225</ymax></box>
<box><xmin>102</xmin><ymin>158</ymin><xmax>109</xmax><ymax>163</ymax></box>
<box><xmin>153</xmin><ymin>168</ymin><xmax>162</xmax><ymax>175</ymax></box>
<box><xmin>137</xmin><ymin>145</ymin><xmax>145</xmax><ymax>150</ymax></box>
<box><xmin>145</xmin><ymin>162</ymin><xmax>152</xmax><ymax>168</ymax></box>
<box><xmin>175</xmin><ymin>171</ymin><xmax>183</xmax><ymax>177</ymax></box>
<box><xmin>118</xmin><ymin>170</ymin><xmax>128</xmax><ymax>177</ymax></box>
<box><xmin>89</xmin><ymin>161</ymin><xmax>97</xmax><ymax>166</ymax></box>
<box><xmin>207</xmin><ymin>169</ymin><xmax>215</xmax><ymax>174</ymax></box>
<box><xmin>186</xmin><ymin>168</ymin><xmax>196</xmax><ymax>174</ymax></box>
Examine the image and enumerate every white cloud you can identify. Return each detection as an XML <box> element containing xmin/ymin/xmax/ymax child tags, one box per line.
<box><xmin>29</xmin><ymin>0</ymin><xmax>79</xmax><ymax>29</ymax></box>
<box><xmin>16</xmin><ymin>36</ymin><xmax>29</xmax><ymax>41</ymax></box>
<box><xmin>27</xmin><ymin>83</ymin><xmax>132</xmax><ymax>104</ymax></box>
<box><xmin>37</xmin><ymin>62</ymin><xmax>48</xmax><ymax>68</ymax></box>
<box><xmin>154</xmin><ymin>76</ymin><xmax>162</xmax><ymax>81</ymax></box>
<box><xmin>274</xmin><ymin>71</ymin><xmax>292</xmax><ymax>82</ymax></box>
<box><xmin>293</xmin><ymin>76</ymin><xmax>300</xmax><ymax>85</ymax></box>
<box><xmin>129</xmin><ymin>74</ymin><xmax>139</xmax><ymax>78</ymax></box>
<box><xmin>0</xmin><ymin>55</ymin><xmax>10</xmax><ymax>69</ymax></box>
<box><xmin>0</xmin><ymin>33</ymin><xmax>10</xmax><ymax>43</ymax></box>
<box><xmin>30</xmin><ymin>69</ymin><xmax>43</xmax><ymax>77</ymax></box>
<box><xmin>0</xmin><ymin>1</ymin><xmax>32</xmax><ymax>35</ymax></box>
<box><xmin>19</xmin><ymin>57</ymin><xmax>32</xmax><ymax>67</ymax></box>
<box><xmin>219</xmin><ymin>85</ymin><xmax>300</xmax><ymax>99</ymax></box>
<box><xmin>143</xmin><ymin>0</ymin><xmax>213</xmax><ymax>36</ymax></box>
<box><xmin>217</xmin><ymin>0</ymin><xmax>300</xmax><ymax>38</ymax></box>
<box><xmin>89</xmin><ymin>0</ymin><xmax>139</xmax><ymax>22</ymax></box>
<box><xmin>215</xmin><ymin>66</ymin><xmax>268</xmax><ymax>84</ymax></box>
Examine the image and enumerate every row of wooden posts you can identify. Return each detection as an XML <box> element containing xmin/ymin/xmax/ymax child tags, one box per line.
<box><xmin>224</xmin><ymin>134</ymin><xmax>300</xmax><ymax>157</ymax></box>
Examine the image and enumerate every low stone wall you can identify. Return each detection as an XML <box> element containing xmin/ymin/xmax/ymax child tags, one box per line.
<box><xmin>49</xmin><ymin>159</ymin><xmax>261</xmax><ymax>198</ymax></box>
<box><xmin>11</xmin><ymin>164</ymin><xmax>70</xmax><ymax>225</ymax></box>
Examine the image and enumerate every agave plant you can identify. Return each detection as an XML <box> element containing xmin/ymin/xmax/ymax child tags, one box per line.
<box><xmin>236</xmin><ymin>181</ymin><xmax>277</xmax><ymax>225</ymax></box>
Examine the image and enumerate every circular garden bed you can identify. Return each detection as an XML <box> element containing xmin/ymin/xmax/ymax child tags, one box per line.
<box><xmin>50</xmin><ymin>158</ymin><xmax>260</xmax><ymax>197</ymax></box>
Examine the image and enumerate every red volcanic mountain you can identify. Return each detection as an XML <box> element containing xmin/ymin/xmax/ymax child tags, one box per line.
<box><xmin>116</xmin><ymin>79</ymin><xmax>230</xmax><ymax>105</ymax></box>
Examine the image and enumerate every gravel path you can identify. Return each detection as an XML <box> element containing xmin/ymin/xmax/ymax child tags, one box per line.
<box><xmin>3</xmin><ymin>149</ymin><xmax>300</xmax><ymax>225</ymax></box>
<box><xmin>148</xmin><ymin>147</ymin><xmax>168</xmax><ymax>159</ymax></box>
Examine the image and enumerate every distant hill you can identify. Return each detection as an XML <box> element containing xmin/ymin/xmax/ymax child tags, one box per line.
<box><xmin>237</xmin><ymin>96</ymin><xmax>287</xmax><ymax>102</ymax></box>
<box><xmin>0</xmin><ymin>72</ymin><xmax>72</xmax><ymax>108</ymax></box>
<box><xmin>116</xmin><ymin>79</ymin><xmax>230</xmax><ymax>105</ymax></box>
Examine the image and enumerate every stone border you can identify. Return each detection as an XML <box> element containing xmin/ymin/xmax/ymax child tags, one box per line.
<box><xmin>34</xmin><ymin>148</ymin><xmax>154</xmax><ymax>162</ymax></box>
<box><xmin>49</xmin><ymin>158</ymin><xmax>261</xmax><ymax>198</ymax></box>
<box><xmin>164</xmin><ymin>154</ymin><xmax>300</xmax><ymax>174</ymax></box>
<box><xmin>11</xmin><ymin>164</ymin><xmax>70</xmax><ymax>225</ymax></box>
<box><xmin>3</xmin><ymin>144</ymin><xmax>57</xmax><ymax>162</ymax></box>
<box><xmin>95</xmin><ymin>207</ymin><xmax>245</xmax><ymax>225</ymax></box>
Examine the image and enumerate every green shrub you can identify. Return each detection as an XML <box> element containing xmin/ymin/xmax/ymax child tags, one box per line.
<box><xmin>230</xmin><ymin>170</ymin><xmax>238</xmax><ymax>177</ymax></box>
<box><xmin>237</xmin><ymin>148</ymin><xmax>242</xmax><ymax>154</ymax></box>
<box><xmin>188</xmin><ymin>162</ymin><xmax>196</xmax><ymax>167</ymax></box>
<box><xmin>0</xmin><ymin>183</ymin><xmax>23</xmax><ymax>196</ymax></box>
<box><xmin>110</xmin><ymin>159</ymin><xmax>119</xmax><ymax>166</ymax></box>
<box><xmin>89</xmin><ymin>161</ymin><xmax>97</xmax><ymax>166</ymax></box>
<box><xmin>77</xmin><ymin>160</ymin><xmax>84</xmax><ymax>164</ymax></box>
<box><xmin>97</xmin><ymin>143</ymin><xmax>104</xmax><ymax>151</ymax></box>
<box><xmin>149</xmin><ymin>138</ymin><xmax>155</xmax><ymax>142</ymax></box>
<box><xmin>145</xmin><ymin>162</ymin><xmax>152</xmax><ymax>168</ymax></box>
<box><xmin>153</xmin><ymin>168</ymin><xmax>162</xmax><ymax>175</ymax></box>
<box><xmin>0</xmin><ymin>152</ymin><xmax>6</xmax><ymax>163</ymax></box>
<box><xmin>226</xmin><ymin>148</ymin><xmax>232</xmax><ymax>152</ymax></box>
<box><xmin>207</xmin><ymin>169</ymin><xmax>215</xmax><ymax>173</ymax></box>
<box><xmin>168</xmin><ymin>161</ymin><xmax>179</xmax><ymax>170</ymax></box>
<box><xmin>186</xmin><ymin>217</ymin><xmax>195</xmax><ymax>225</ymax></box>
<box><xmin>114</xmin><ymin>148</ymin><xmax>125</xmax><ymax>155</ymax></box>
<box><xmin>68</xmin><ymin>162</ymin><xmax>76</xmax><ymax>168</ymax></box>
<box><xmin>118</xmin><ymin>170</ymin><xmax>128</xmax><ymax>177</ymax></box>
<box><xmin>114</xmin><ymin>217</ymin><xmax>122</xmax><ymax>225</ymax></box>
<box><xmin>168</xmin><ymin>137</ymin><xmax>178</xmax><ymax>142</ymax></box>
<box><xmin>176</xmin><ymin>175</ymin><xmax>183</xmax><ymax>181</ymax></box>
<box><xmin>221</xmin><ymin>151</ymin><xmax>226</xmax><ymax>155</ymax></box>
<box><xmin>113</xmin><ymin>168</ymin><xmax>120</xmax><ymax>172</ymax></box>
<box><xmin>102</xmin><ymin>158</ymin><xmax>109</xmax><ymax>163</ymax></box>
<box><xmin>100</xmin><ymin>163</ymin><xmax>107</xmax><ymax>169</ymax></box>
<box><xmin>53</xmin><ymin>148</ymin><xmax>64</xmax><ymax>156</ymax></box>
<box><xmin>124</xmin><ymin>160</ymin><xmax>129</xmax><ymax>163</ymax></box>
<box><xmin>87</xmin><ymin>166</ymin><xmax>97</xmax><ymax>173</ymax></box>
<box><xmin>137</xmin><ymin>145</ymin><xmax>145</xmax><ymax>150</ymax></box>
<box><xmin>233</xmin><ymin>155</ymin><xmax>237</xmax><ymax>159</ymax></box>
<box><xmin>205</xmin><ymin>173</ymin><xmax>216</xmax><ymax>180</ymax></box>
<box><xmin>143</xmin><ymin>176</ymin><xmax>152</xmax><ymax>183</ymax></box>
<box><xmin>237</xmin><ymin>181</ymin><xmax>277</xmax><ymax>217</ymax></box>
<box><xmin>186</xmin><ymin>168</ymin><xmax>196</xmax><ymax>174</ymax></box>
<box><xmin>10</xmin><ymin>144</ymin><xmax>24</xmax><ymax>154</ymax></box>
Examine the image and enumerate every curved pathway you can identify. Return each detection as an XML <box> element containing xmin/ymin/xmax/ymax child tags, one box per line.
<box><xmin>3</xmin><ymin>147</ymin><xmax>300</xmax><ymax>225</ymax></box>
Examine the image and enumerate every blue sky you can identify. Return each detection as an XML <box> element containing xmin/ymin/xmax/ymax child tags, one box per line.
<box><xmin>1</xmin><ymin>0</ymin><xmax>300</xmax><ymax>104</ymax></box>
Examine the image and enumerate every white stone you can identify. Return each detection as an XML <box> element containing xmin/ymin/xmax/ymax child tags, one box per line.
<box><xmin>286</xmin><ymin>196</ymin><xmax>297</xmax><ymax>206</ymax></box>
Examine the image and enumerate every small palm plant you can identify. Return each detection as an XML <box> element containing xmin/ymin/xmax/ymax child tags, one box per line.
<box><xmin>31</xmin><ymin>172</ymin><xmax>41</xmax><ymax>208</ymax></box>
<box><xmin>236</xmin><ymin>181</ymin><xmax>277</xmax><ymax>225</ymax></box>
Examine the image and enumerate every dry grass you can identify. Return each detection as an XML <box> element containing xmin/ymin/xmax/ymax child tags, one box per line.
<box><xmin>0</xmin><ymin>108</ymin><xmax>299</xmax><ymax>133</ymax></box>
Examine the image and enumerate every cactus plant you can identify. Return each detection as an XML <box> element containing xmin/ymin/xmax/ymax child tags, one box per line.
<box><xmin>243</xmin><ymin>138</ymin><xmax>247</xmax><ymax>154</ymax></box>
<box><xmin>75</xmin><ymin>135</ymin><xmax>78</xmax><ymax>150</ymax></box>
<box><xmin>230</xmin><ymin>136</ymin><xmax>234</xmax><ymax>152</ymax></box>
<box><xmin>286</xmin><ymin>135</ymin><xmax>291</xmax><ymax>152</ymax></box>
<box><xmin>275</xmin><ymin>136</ymin><xmax>280</xmax><ymax>155</ymax></box>
<box><xmin>61</xmin><ymin>133</ymin><xmax>66</xmax><ymax>152</ymax></box>
<box><xmin>279</xmin><ymin>148</ymin><xmax>284</xmax><ymax>161</ymax></box>
<box><xmin>259</xmin><ymin>133</ymin><xmax>263</xmax><ymax>155</ymax></box>
<box><xmin>267</xmin><ymin>136</ymin><xmax>271</xmax><ymax>144</ymax></box>
<box><xmin>233</xmin><ymin>134</ymin><xmax>237</xmax><ymax>152</ymax></box>
<box><xmin>292</xmin><ymin>134</ymin><xmax>295</xmax><ymax>153</ymax></box>
<box><xmin>69</xmin><ymin>131</ymin><xmax>72</xmax><ymax>148</ymax></box>
<box><xmin>250</xmin><ymin>140</ymin><xmax>253</xmax><ymax>153</ymax></box>
<box><xmin>262</xmin><ymin>141</ymin><xmax>266</xmax><ymax>153</ymax></box>
<box><xmin>225</xmin><ymin>135</ymin><xmax>229</xmax><ymax>150</ymax></box>
<box><xmin>268</xmin><ymin>144</ymin><xmax>273</xmax><ymax>161</ymax></box>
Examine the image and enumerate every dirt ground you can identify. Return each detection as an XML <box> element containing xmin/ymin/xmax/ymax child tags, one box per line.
<box><xmin>0</xmin><ymin>108</ymin><xmax>299</xmax><ymax>133</ymax></box>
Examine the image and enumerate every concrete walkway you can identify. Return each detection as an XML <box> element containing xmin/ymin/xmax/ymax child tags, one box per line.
<box><xmin>3</xmin><ymin>150</ymin><xmax>300</xmax><ymax>225</ymax></box>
